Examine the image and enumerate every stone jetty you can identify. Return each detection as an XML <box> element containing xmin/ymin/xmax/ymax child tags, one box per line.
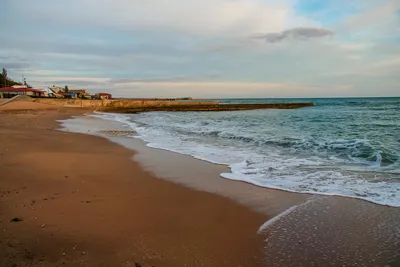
<box><xmin>31</xmin><ymin>98</ymin><xmax>314</xmax><ymax>113</ymax></box>
<box><xmin>100</xmin><ymin>102</ymin><xmax>314</xmax><ymax>113</ymax></box>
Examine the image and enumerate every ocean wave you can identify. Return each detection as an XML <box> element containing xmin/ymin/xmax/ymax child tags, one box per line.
<box><xmin>167</xmin><ymin>128</ymin><xmax>399</xmax><ymax>169</ymax></box>
<box><xmin>90</xmin><ymin>98</ymin><xmax>400</xmax><ymax>207</ymax></box>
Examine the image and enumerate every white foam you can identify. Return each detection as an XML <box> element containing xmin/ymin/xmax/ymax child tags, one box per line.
<box><xmin>258</xmin><ymin>197</ymin><xmax>318</xmax><ymax>233</ymax></box>
<box><xmin>258</xmin><ymin>205</ymin><xmax>300</xmax><ymax>233</ymax></box>
<box><xmin>69</xmin><ymin>112</ymin><xmax>400</xmax><ymax>207</ymax></box>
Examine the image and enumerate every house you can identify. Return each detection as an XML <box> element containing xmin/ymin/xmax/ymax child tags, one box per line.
<box><xmin>69</xmin><ymin>89</ymin><xmax>88</xmax><ymax>98</ymax></box>
<box><xmin>43</xmin><ymin>87</ymin><xmax>56</xmax><ymax>97</ymax></box>
<box><xmin>56</xmin><ymin>92</ymin><xmax>77</xmax><ymax>99</ymax></box>
<box><xmin>96</xmin><ymin>93</ymin><xmax>112</xmax><ymax>100</ymax></box>
<box><xmin>0</xmin><ymin>87</ymin><xmax>45</xmax><ymax>98</ymax></box>
<box><xmin>48</xmin><ymin>86</ymin><xmax>64</xmax><ymax>93</ymax></box>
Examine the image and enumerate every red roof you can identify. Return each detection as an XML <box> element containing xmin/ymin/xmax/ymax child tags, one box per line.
<box><xmin>0</xmin><ymin>87</ymin><xmax>44</xmax><ymax>93</ymax></box>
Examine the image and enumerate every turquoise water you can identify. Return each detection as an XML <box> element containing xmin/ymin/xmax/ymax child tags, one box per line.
<box><xmin>97</xmin><ymin>97</ymin><xmax>400</xmax><ymax>206</ymax></box>
<box><xmin>219</xmin><ymin>97</ymin><xmax>399</xmax><ymax>170</ymax></box>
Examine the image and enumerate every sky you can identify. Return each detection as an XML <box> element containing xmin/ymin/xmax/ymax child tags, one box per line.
<box><xmin>1</xmin><ymin>0</ymin><xmax>399</xmax><ymax>98</ymax></box>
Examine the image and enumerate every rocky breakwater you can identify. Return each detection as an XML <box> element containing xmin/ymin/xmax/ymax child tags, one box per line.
<box><xmin>31</xmin><ymin>98</ymin><xmax>314</xmax><ymax>112</ymax></box>
<box><xmin>100</xmin><ymin>102</ymin><xmax>315</xmax><ymax>113</ymax></box>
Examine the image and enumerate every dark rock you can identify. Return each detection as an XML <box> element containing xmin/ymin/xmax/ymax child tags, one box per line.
<box><xmin>135</xmin><ymin>263</ymin><xmax>142</xmax><ymax>267</ymax></box>
<box><xmin>10</xmin><ymin>217</ymin><xmax>23</xmax><ymax>222</ymax></box>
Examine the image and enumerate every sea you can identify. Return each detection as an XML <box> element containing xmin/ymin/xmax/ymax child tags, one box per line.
<box><xmin>92</xmin><ymin>97</ymin><xmax>400</xmax><ymax>207</ymax></box>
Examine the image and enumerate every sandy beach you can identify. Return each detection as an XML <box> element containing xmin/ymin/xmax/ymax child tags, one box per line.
<box><xmin>2</xmin><ymin>0</ymin><xmax>399</xmax><ymax>264</ymax></box>
<box><xmin>1</xmin><ymin>101</ymin><xmax>399</xmax><ymax>267</ymax></box>
<box><xmin>0</xmin><ymin>102</ymin><xmax>267</xmax><ymax>267</ymax></box>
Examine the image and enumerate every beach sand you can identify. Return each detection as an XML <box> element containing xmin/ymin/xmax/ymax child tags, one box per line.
<box><xmin>0</xmin><ymin>99</ymin><xmax>56</xmax><ymax>110</ymax></box>
<box><xmin>2</xmin><ymin>101</ymin><xmax>399</xmax><ymax>267</ymax></box>
<box><xmin>0</xmin><ymin>102</ymin><xmax>267</xmax><ymax>267</ymax></box>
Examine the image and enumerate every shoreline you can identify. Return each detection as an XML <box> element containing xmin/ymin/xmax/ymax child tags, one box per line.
<box><xmin>62</xmin><ymin>112</ymin><xmax>400</xmax><ymax>267</ymax></box>
<box><xmin>61</xmin><ymin>113</ymin><xmax>309</xmax><ymax>215</ymax></box>
<box><xmin>0</xmin><ymin>106</ymin><xmax>267</xmax><ymax>267</ymax></box>
<box><xmin>2</xmin><ymin>102</ymin><xmax>400</xmax><ymax>267</ymax></box>
<box><xmin>89</xmin><ymin>111</ymin><xmax>399</xmax><ymax>208</ymax></box>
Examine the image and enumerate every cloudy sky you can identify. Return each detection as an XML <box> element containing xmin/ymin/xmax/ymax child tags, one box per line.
<box><xmin>1</xmin><ymin>0</ymin><xmax>399</xmax><ymax>98</ymax></box>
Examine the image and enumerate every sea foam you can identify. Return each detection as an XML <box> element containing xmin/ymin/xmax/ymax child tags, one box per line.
<box><xmin>90</xmin><ymin>98</ymin><xmax>400</xmax><ymax>207</ymax></box>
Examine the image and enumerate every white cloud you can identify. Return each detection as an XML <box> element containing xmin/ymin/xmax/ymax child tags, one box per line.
<box><xmin>27</xmin><ymin>73</ymin><xmax>393</xmax><ymax>98</ymax></box>
<box><xmin>339</xmin><ymin>0</ymin><xmax>400</xmax><ymax>37</ymax></box>
<box><xmin>99</xmin><ymin>81</ymin><xmax>399</xmax><ymax>98</ymax></box>
<box><xmin>357</xmin><ymin>56</ymin><xmax>400</xmax><ymax>76</ymax></box>
<box><xmin>12</xmin><ymin>0</ymin><xmax>315</xmax><ymax>36</ymax></box>
<box><xmin>335</xmin><ymin>42</ymin><xmax>374</xmax><ymax>52</ymax></box>
<box><xmin>3</xmin><ymin>0</ymin><xmax>399</xmax><ymax>98</ymax></box>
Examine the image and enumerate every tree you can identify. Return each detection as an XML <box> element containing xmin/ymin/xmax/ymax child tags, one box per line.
<box><xmin>64</xmin><ymin>85</ymin><xmax>69</xmax><ymax>93</ymax></box>
<box><xmin>2</xmin><ymin>68</ymin><xmax>7</xmax><ymax>87</ymax></box>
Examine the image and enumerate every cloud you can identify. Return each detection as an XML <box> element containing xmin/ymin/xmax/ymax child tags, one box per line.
<box><xmin>1</xmin><ymin>62</ymin><xmax>30</xmax><ymax>70</ymax></box>
<box><xmin>325</xmin><ymin>55</ymin><xmax>400</xmax><ymax>77</ymax></box>
<box><xmin>340</xmin><ymin>0</ymin><xmax>400</xmax><ymax>34</ymax></box>
<box><xmin>0</xmin><ymin>55</ymin><xmax>31</xmax><ymax>70</ymax></box>
<box><xmin>2</xmin><ymin>0</ymin><xmax>399</xmax><ymax>98</ymax></box>
<box><xmin>44</xmin><ymin>80</ymin><xmax>106</xmax><ymax>87</ymax></box>
<box><xmin>110</xmin><ymin>81</ymin><xmax>285</xmax><ymax>98</ymax></box>
<box><xmin>254</xmin><ymin>27</ymin><xmax>334</xmax><ymax>43</ymax></box>
<box><xmin>87</xmin><ymin>81</ymin><xmax>379</xmax><ymax>98</ymax></box>
<box><xmin>10</xmin><ymin>0</ymin><xmax>307</xmax><ymax>37</ymax></box>
<box><xmin>110</xmin><ymin>74</ymin><xmax>221</xmax><ymax>84</ymax></box>
<box><xmin>23</xmin><ymin>70</ymin><xmax>400</xmax><ymax>98</ymax></box>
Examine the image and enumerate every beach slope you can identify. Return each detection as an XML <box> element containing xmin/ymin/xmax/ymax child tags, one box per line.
<box><xmin>0</xmin><ymin>103</ymin><xmax>266</xmax><ymax>267</ymax></box>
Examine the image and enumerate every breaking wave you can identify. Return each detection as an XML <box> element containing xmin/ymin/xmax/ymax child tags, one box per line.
<box><xmin>93</xmin><ymin>97</ymin><xmax>400</xmax><ymax>206</ymax></box>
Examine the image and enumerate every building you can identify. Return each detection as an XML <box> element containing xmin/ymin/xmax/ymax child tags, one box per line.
<box><xmin>69</xmin><ymin>89</ymin><xmax>88</xmax><ymax>98</ymax></box>
<box><xmin>12</xmin><ymin>85</ymin><xmax>29</xmax><ymax>89</ymax></box>
<box><xmin>96</xmin><ymin>93</ymin><xmax>112</xmax><ymax>100</ymax></box>
<box><xmin>48</xmin><ymin>85</ymin><xmax>64</xmax><ymax>93</ymax></box>
<box><xmin>0</xmin><ymin>87</ymin><xmax>45</xmax><ymax>98</ymax></box>
<box><xmin>56</xmin><ymin>92</ymin><xmax>77</xmax><ymax>98</ymax></box>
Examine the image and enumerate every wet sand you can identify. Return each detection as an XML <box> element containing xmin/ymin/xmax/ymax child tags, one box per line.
<box><xmin>1</xmin><ymin>101</ymin><xmax>399</xmax><ymax>267</ymax></box>
<box><xmin>0</xmin><ymin>103</ymin><xmax>267</xmax><ymax>267</ymax></box>
<box><xmin>63</xmin><ymin>113</ymin><xmax>400</xmax><ymax>267</ymax></box>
